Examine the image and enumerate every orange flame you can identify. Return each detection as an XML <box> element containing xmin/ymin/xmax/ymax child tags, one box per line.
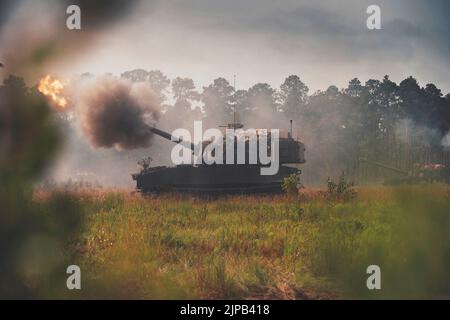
<box><xmin>38</xmin><ymin>75</ymin><xmax>68</xmax><ymax>110</ymax></box>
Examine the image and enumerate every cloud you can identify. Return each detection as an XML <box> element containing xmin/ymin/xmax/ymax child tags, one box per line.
<box><xmin>2</xmin><ymin>0</ymin><xmax>448</xmax><ymax>93</ymax></box>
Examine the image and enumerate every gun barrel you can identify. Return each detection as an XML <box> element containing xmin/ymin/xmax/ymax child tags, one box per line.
<box><xmin>148</xmin><ymin>126</ymin><xmax>195</xmax><ymax>151</ymax></box>
<box><xmin>359</xmin><ymin>158</ymin><xmax>408</xmax><ymax>175</ymax></box>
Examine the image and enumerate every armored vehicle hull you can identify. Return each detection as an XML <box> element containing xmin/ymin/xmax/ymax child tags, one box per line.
<box><xmin>133</xmin><ymin>164</ymin><xmax>300</xmax><ymax>194</ymax></box>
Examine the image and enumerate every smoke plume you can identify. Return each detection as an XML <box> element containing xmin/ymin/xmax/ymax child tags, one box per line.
<box><xmin>442</xmin><ymin>131</ymin><xmax>450</xmax><ymax>148</ymax></box>
<box><xmin>77</xmin><ymin>76</ymin><xmax>160</xmax><ymax>150</ymax></box>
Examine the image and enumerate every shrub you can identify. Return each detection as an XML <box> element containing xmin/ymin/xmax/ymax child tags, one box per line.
<box><xmin>282</xmin><ymin>173</ymin><xmax>303</xmax><ymax>196</ymax></box>
<box><xmin>325</xmin><ymin>172</ymin><xmax>357</xmax><ymax>204</ymax></box>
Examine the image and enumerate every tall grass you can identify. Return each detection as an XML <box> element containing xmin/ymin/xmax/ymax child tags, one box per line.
<box><xmin>36</xmin><ymin>185</ymin><xmax>450</xmax><ymax>299</ymax></box>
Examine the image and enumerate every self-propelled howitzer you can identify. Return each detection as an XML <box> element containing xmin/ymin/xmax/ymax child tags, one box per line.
<box><xmin>133</xmin><ymin>122</ymin><xmax>306</xmax><ymax>194</ymax></box>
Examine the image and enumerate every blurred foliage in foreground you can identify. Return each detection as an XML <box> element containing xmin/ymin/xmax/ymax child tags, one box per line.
<box><xmin>0</xmin><ymin>76</ymin><xmax>82</xmax><ymax>298</ymax></box>
<box><xmin>311</xmin><ymin>185</ymin><xmax>450</xmax><ymax>298</ymax></box>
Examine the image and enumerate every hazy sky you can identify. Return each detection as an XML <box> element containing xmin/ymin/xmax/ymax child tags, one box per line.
<box><xmin>3</xmin><ymin>0</ymin><xmax>450</xmax><ymax>93</ymax></box>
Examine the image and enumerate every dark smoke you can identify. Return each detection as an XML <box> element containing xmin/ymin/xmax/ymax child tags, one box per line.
<box><xmin>64</xmin><ymin>0</ymin><xmax>141</xmax><ymax>28</ymax></box>
<box><xmin>77</xmin><ymin>76</ymin><xmax>160</xmax><ymax>150</ymax></box>
<box><xmin>0</xmin><ymin>0</ymin><xmax>144</xmax><ymax>78</ymax></box>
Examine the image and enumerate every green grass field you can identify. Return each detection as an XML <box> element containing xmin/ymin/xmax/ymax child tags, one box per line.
<box><xmin>36</xmin><ymin>185</ymin><xmax>450</xmax><ymax>299</ymax></box>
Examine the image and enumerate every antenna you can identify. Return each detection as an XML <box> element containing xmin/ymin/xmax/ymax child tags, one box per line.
<box><xmin>233</xmin><ymin>74</ymin><xmax>236</xmax><ymax>125</ymax></box>
<box><xmin>221</xmin><ymin>74</ymin><xmax>243</xmax><ymax>130</ymax></box>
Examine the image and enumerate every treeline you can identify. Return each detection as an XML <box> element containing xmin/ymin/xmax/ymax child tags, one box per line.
<box><xmin>118</xmin><ymin>69</ymin><xmax>449</xmax><ymax>133</ymax></box>
<box><xmin>3</xmin><ymin>71</ymin><xmax>445</xmax><ymax>185</ymax></box>
<box><xmin>118</xmin><ymin>69</ymin><xmax>450</xmax><ymax>184</ymax></box>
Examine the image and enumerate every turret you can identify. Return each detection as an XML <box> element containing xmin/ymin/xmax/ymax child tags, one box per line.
<box><xmin>147</xmin><ymin>122</ymin><xmax>306</xmax><ymax>164</ymax></box>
